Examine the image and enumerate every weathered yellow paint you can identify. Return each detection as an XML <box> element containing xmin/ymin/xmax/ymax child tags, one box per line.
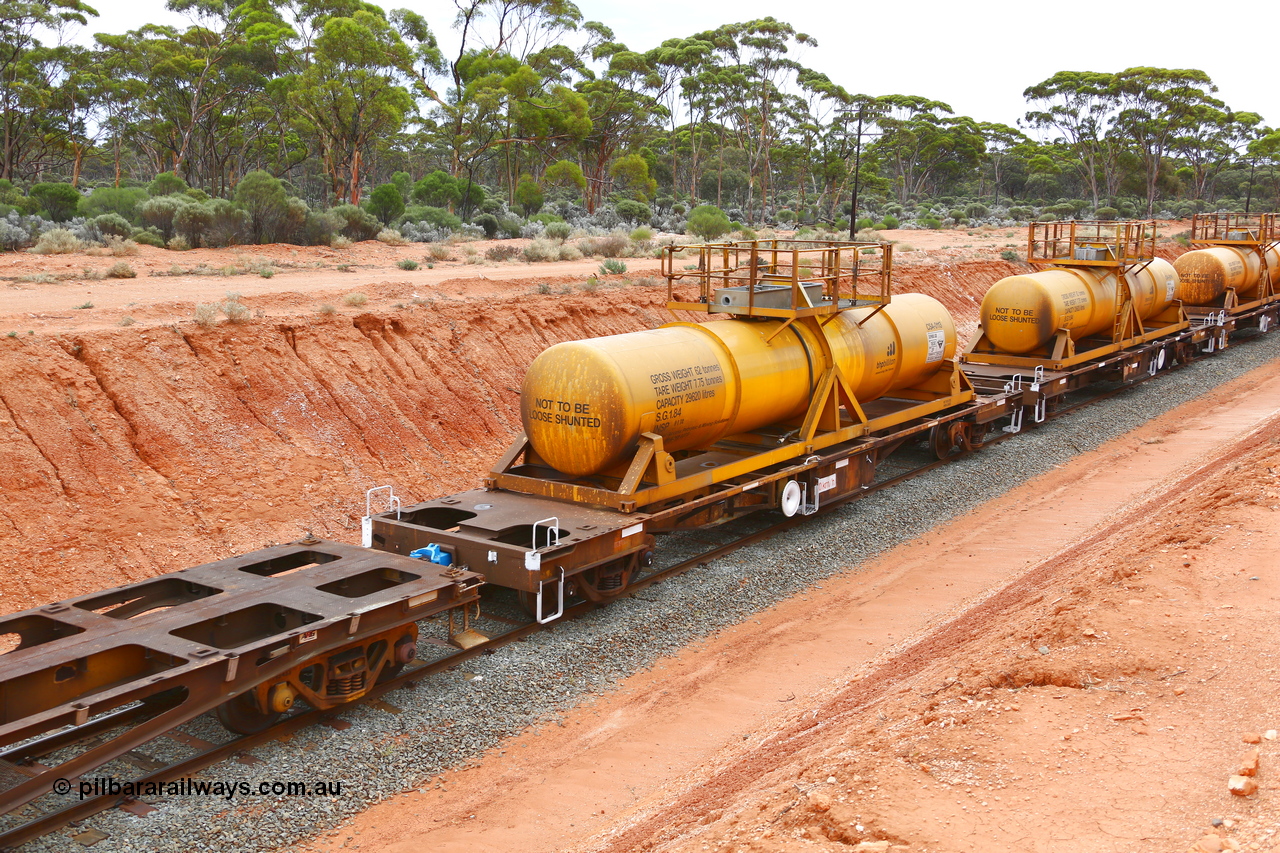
<box><xmin>978</xmin><ymin>258</ymin><xmax>1178</xmax><ymax>354</ymax></box>
<box><xmin>521</xmin><ymin>294</ymin><xmax>957</xmax><ymax>477</ymax></box>
<box><xmin>1174</xmin><ymin>245</ymin><xmax>1280</xmax><ymax>304</ymax></box>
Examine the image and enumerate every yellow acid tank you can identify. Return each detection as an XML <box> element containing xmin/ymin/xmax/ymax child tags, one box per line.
<box><xmin>521</xmin><ymin>294</ymin><xmax>957</xmax><ymax>477</ymax></box>
<box><xmin>1174</xmin><ymin>245</ymin><xmax>1280</xmax><ymax>305</ymax></box>
<box><xmin>977</xmin><ymin>258</ymin><xmax>1178</xmax><ymax>354</ymax></box>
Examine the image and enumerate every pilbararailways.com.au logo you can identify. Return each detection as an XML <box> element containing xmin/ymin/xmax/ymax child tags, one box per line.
<box><xmin>53</xmin><ymin>777</ymin><xmax>343</xmax><ymax>801</ymax></box>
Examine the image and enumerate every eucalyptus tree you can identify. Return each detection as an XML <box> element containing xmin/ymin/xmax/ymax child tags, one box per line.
<box><xmin>1173</xmin><ymin>105</ymin><xmax>1261</xmax><ymax>202</ymax></box>
<box><xmin>0</xmin><ymin>0</ymin><xmax>97</xmax><ymax>179</ymax></box>
<box><xmin>644</xmin><ymin>35</ymin><xmax>713</xmax><ymax>201</ymax></box>
<box><xmin>575</xmin><ymin>36</ymin><xmax>662</xmax><ymax>211</ymax></box>
<box><xmin>874</xmin><ymin>96</ymin><xmax>984</xmax><ymax>203</ymax></box>
<box><xmin>1022</xmin><ymin>71</ymin><xmax>1127</xmax><ymax>212</ymax></box>
<box><xmin>694</xmin><ymin>18</ymin><xmax>815</xmax><ymax>221</ymax></box>
<box><xmin>1111</xmin><ymin>67</ymin><xmax>1221</xmax><ymax>215</ymax></box>
<box><xmin>287</xmin><ymin>6</ymin><xmax>420</xmax><ymax>204</ymax></box>
<box><xmin>977</xmin><ymin>122</ymin><xmax>1030</xmax><ymax>205</ymax></box>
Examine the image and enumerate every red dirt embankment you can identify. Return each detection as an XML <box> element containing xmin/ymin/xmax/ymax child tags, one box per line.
<box><xmin>0</xmin><ymin>289</ymin><xmax>678</xmax><ymax>609</ymax></box>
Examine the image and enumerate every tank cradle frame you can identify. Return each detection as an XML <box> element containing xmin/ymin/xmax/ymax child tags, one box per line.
<box><xmin>961</xmin><ymin>220</ymin><xmax>1191</xmax><ymax>370</ymax></box>
<box><xmin>1184</xmin><ymin>213</ymin><xmax>1280</xmax><ymax>321</ymax></box>
<box><xmin>496</xmin><ymin>239</ymin><xmax>972</xmax><ymax>516</ymax></box>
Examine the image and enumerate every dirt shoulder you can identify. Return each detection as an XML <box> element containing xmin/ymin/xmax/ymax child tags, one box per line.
<box><xmin>326</xmin><ymin>347</ymin><xmax>1280</xmax><ymax>853</ymax></box>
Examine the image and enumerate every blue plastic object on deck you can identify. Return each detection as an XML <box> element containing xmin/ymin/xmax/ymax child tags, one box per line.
<box><xmin>409</xmin><ymin>543</ymin><xmax>453</xmax><ymax>567</ymax></box>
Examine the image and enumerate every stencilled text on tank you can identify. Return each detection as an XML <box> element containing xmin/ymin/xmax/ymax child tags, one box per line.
<box><xmin>988</xmin><ymin>305</ymin><xmax>1039</xmax><ymax>324</ymax></box>
<box><xmin>527</xmin><ymin>397</ymin><xmax>602</xmax><ymax>428</ymax></box>
<box><xmin>649</xmin><ymin>363</ymin><xmax>724</xmax><ymax>430</ymax></box>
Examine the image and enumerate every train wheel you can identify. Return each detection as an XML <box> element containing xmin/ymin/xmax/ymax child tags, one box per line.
<box><xmin>216</xmin><ymin>691</ymin><xmax>281</xmax><ymax>735</ymax></box>
<box><xmin>930</xmin><ymin>421</ymin><xmax>971</xmax><ymax>460</ymax></box>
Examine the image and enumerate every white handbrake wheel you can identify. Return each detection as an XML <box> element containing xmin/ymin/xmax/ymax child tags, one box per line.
<box><xmin>780</xmin><ymin>481</ymin><xmax>802</xmax><ymax>517</ymax></box>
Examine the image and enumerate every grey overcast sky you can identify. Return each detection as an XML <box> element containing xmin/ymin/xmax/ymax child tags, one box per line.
<box><xmin>69</xmin><ymin>0</ymin><xmax>1275</xmax><ymax>131</ymax></box>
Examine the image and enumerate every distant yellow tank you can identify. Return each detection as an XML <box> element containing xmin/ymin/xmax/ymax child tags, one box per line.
<box><xmin>977</xmin><ymin>258</ymin><xmax>1178</xmax><ymax>354</ymax></box>
<box><xmin>1174</xmin><ymin>245</ymin><xmax>1280</xmax><ymax>304</ymax></box>
<box><xmin>521</xmin><ymin>294</ymin><xmax>957</xmax><ymax>477</ymax></box>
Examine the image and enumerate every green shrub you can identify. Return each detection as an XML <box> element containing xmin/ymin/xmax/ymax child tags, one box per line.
<box><xmin>149</xmin><ymin>172</ymin><xmax>189</xmax><ymax>196</ymax></box>
<box><xmin>615</xmin><ymin>199</ymin><xmax>651</xmax><ymax>224</ymax></box>
<box><xmin>411</xmin><ymin>170</ymin><xmax>461</xmax><ymax>208</ymax></box>
<box><xmin>880</xmin><ymin>214</ymin><xmax>900</xmax><ymax>230</ymax></box>
<box><xmin>499</xmin><ymin>217</ymin><xmax>522</xmax><ymax>239</ymax></box>
<box><xmin>377</xmin><ymin>228</ymin><xmax>407</xmax><ymax>246</ymax></box>
<box><xmin>1000</xmin><ymin>249</ymin><xmax>1019</xmax><ymax>261</ymax></box>
<box><xmin>105</xmin><ymin>261</ymin><xmax>136</xmax><ymax>278</ymax></box>
<box><xmin>918</xmin><ymin>216</ymin><xmax>943</xmax><ymax>230</ymax></box>
<box><xmin>686</xmin><ymin>204</ymin><xmax>731</xmax><ymax>240</ymax></box>
<box><xmin>965</xmin><ymin>202</ymin><xmax>989</xmax><ymax>220</ymax></box>
<box><xmin>233</xmin><ymin>170</ymin><xmax>301</xmax><ymax>243</ymax></box>
<box><xmin>400</xmin><ymin>205</ymin><xmax>461</xmax><ymax>232</ymax></box>
<box><xmin>368</xmin><ymin>183</ymin><xmax>406</xmax><ymax>224</ymax></box>
<box><xmin>331</xmin><ymin>204</ymin><xmax>381</xmax><ymax>241</ymax></box>
<box><xmin>1037</xmin><ymin>213</ymin><xmax>1058</xmax><ymax>222</ymax></box>
<box><xmin>131</xmin><ymin>229</ymin><xmax>165</xmax><ymax>248</ymax></box>
<box><xmin>139</xmin><ymin>196</ymin><xmax>186</xmax><ymax>241</ymax></box>
<box><xmin>390</xmin><ymin>171</ymin><xmax>411</xmax><ymax>200</ymax></box>
<box><xmin>544</xmin><ymin>221</ymin><xmax>571</xmax><ymax>241</ymax></box>
<box><xmin>1008</xmin><ymin>207</ymin><xmax>1032</xmax><ymax>221</ymax></box>
<box><xmin>599</xmin><ymin>258</ymin><xmax>627</xmax><ymax>275</ymax></box>
<box><xmin>397</xmin><ymin>258</ymin><xmax>419</xmax><ymax>270</ymax></box>
<box><xmin>529</xmin><ymin>212</ymin><xmax>564</xmax><ymax>226</ymax></box>
<box><xmin>93</xmin><ymin>213</ymin><xmax>133</xmax><ymax>238</ymax></box>
<box><xmin>474</xmin><ymin>213</ymin><xmax>499</xmax><ymax>239</ymax></box>
<box><xmin>84</xmin><ymin>187</ymin><xmax>149</xmax><ymax>221</ymax></box>
<box><xmin>776</xmin><ymin>208</ymin><xmax>795</xmax><ymax>223</ymax></box>
<box><xmin>30</xmin><ymin>183</ymin><xmax>81</xmax><ymax>221</ymax></box>
<box><xmin>630</xmin><ymin>225</ymin><xmax>654</xmax><ymax>242</ymax></box>
<box><xmin>1095</xmin><ymin>206</ymin><xmax>1119</xmax><ymax>221</ymax></box>
<box><xmin>514</xmin><ymin>176</ymin><xmax>544</xmax><ymax>216</ymax></box>
<box><xmin>204</xmin><ymin>199</ymin><xmax>250</xmax><ymax>247</ymax></box>
<box><xmin>174</xmin><ymin>202</ymin><xmax>213</xmax><ymax>247</ymax></box>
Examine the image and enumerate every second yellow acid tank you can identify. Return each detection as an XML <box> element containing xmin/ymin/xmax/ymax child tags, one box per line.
<box><xmin>1174</xmin><ymin>245</ymin><xmax>1280</xmax><ymax>305</ymax></box>
<box><xmin>977</xmin><ymin>258</ymin><xmax>1178</xmax><ymax>354</ymax></box>
<box><xmin>521</xmin><ymin>294</ymin><xmax>957</xmax><ymax>477</ymax></box>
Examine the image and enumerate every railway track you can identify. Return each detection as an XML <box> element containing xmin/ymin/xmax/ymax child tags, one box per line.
<box><xmin>0</xmin><ymin>359</ymin><xmax>1161</xmax><ymax>850</ymax></box>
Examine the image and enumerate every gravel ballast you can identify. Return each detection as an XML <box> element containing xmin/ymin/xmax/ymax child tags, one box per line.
<box><xmin>19</xmin><ymin>332</ymin><xmax>1280</xmax><ymax>853</ymax></box>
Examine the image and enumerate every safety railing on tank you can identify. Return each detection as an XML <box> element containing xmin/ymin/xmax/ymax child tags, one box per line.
<box><xmin>661</xmin><ymin>239</ymin><xmax>892</xmax><ymax>321</ymax></box>
<box><xmin>1190</xmin><ymin>213</ymin><xmax>1278</xmax><ymax>246</ymax></box>
<box><xmin>1027</xmin><ymin>220</ymin><xmax>1157</xmax><ymax>271</ymax></box>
